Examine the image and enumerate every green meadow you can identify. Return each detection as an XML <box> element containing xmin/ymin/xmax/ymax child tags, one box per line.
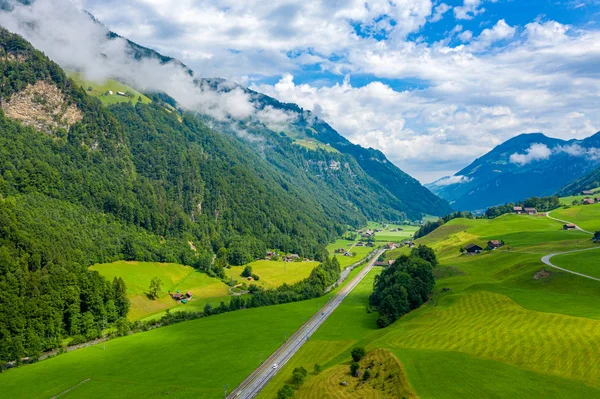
<box><xmin>327</xmin><ymin>239</ymin><xmax>374</xmax><ymax>268</ymax></box>
<box><xmin>365</xmin><ymin>221</ymin><xmax>419</xmax><ymax>242</ymax></box>
<box><xmin>0</xmin><ymin>262</ymin><xmax>367</xmax><ymax>399</ymax></box>
<box><xmin>551</xmin><ymin>203</ymin><xmax>600</xmax><ymax>232</ymax></box>
<box><xmin>293</xmin><ymin>138</ymin><xmax>340</xmax><ymax>153</ymax></box>
<box><xmin>553</xmin><ymin>249</ymin><xmax>600</xmax><ymax>279</ymax></box>
<box><xmin>224</xmin><ymin>259</ymin><xmax>319</xmax><ymax>288</ymax></box>
<box><xmin>68</xmin><ymin>72</ymin><xmax>152</xmax><ymax>106</ymax></box>
<box><xmin>260</xmin><ymin>212</ymin><xmax>600</xmax><ymax>398</ymax></box>
<box><xmin>90</xmin><ymin>261</ymin><xmax>230</xmax><ymax>320</ymax></box>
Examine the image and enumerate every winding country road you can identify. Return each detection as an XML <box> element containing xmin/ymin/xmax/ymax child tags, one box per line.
<box><xmin>227</xmin><ymin>248</ymin><xmax>385</xmax><ymax>399</ymax></box>
<box><xmin>540</xmin><ymin>211</ymin><xmax>600</xmax><ymax>281</ymax></box>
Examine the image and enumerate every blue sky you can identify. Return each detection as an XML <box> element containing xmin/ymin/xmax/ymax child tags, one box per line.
<box><xmin>3</xmin><ymin>0</ymin><xmax>600</xmax><ymax>182</ymax></box>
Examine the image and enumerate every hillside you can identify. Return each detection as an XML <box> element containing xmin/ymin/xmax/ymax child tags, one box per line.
<box><xmin>558</xmin><ymin>167</ymin><xmax>600</xmax><ymax>197</ymax></box>
<box><xmin>427</xmin><ymin>132</ymin><xmax>600</xmax><ymax>210</ymax></box>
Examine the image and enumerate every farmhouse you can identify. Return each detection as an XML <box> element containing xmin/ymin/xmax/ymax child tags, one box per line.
<box><xmin>594</xmin><ymin>232</ymin><xmax>600</xmax><ymax>243</ymax></box>
<box><xmin>564</xmin><ymin>223</ymin><xmax>577</xmax><ymax>230</ymax></box>
<box><xmin>356</xmin><ymin>242</ymin><xmax>365</xmax><ymax>247</ymax></box>
<box><xmin>464</xmin><ymin>244</ymin><xmax>483</xmax><ymax>254</ymax></box>
<box><xmin>513</xmin><ymin>206</ymin><xmax>523</xmax><ymax>214</ymax></box>
<box><xmin>524</xmin><ymin>207</ymin><xmax>537</xmax><ymax>215</ymax></box>
<box><xmin>186</xmin><ymin>291</ymin><xmax>193</xmax><ymax>299</ymax></box>
<box><xmin>487</xmin><ymin>240</ymin><xmax>503</xmax><ymax>249</ymax></box>
<box><xmin>583</xmin><ymin>198</ymin><xmax>595</xmax><ymax>205</ymax></box>
<box><xmin>343</xmin><ymin>252</ymin><xmax>352</xmax><ymax>256</ymax></box>
<box><xmin>582</xmin><ymin>190</ymin><xmax>594</xmax><ymax>196</ymax></box>
<box><xmin>386</xmin><ymin>242</ymin><xmax>397</xmax><ymax>249</ymax></box>
<box><xmin>172</xmin><ymin>292</ymin><xmax>184</xmax><ymax>300</ymax></box>
<box><xmin>334</xmin><ymin>248</ymin><xmax>346</xmax><ymax>253</ymax></box>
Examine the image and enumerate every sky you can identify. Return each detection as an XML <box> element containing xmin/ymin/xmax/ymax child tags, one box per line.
<box><xmin>6</xmin><ymin>0</ymin><xmax>600</xmax><ymax>182</ymax></box>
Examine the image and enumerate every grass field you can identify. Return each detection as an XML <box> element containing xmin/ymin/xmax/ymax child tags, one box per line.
<box><xmin>90</xmin><ymin>261</ymin><xmax>230</xmax><ymax>320</ymax></box>
<box><xmin>260</xmin><ymin>211</ymin><xmax>600</xmax><ymax>398</ymax></box>
<box><xmin>224</xmin><ymin>260</ymin><xmax>319</xmax><ymax>288</ymax></box>
<box><xmin>559</xmin><ymin>187</ymin><xmax>600</xmax><ymax>205</ymax></box>
<box><xmin>551</xmin><ymin>203</ymin><xmax>600</xmax><ymax>232</ymax></box>
<box><xmin>0</xmin><ymin>264</ymin><xmax>368</xmax><ymax>399</ymax></box>
<box><xmin>327</xmin><ymin>239</ymin><xmax>374</xmax><ymax>268</ymax></box>
<box><xmin>552</xmin><ymin>249</ymin><xmax>600</xmax><ymax>279</ymax></box>
<box><xmin>293</xmin><ymin>138</ymin><xmax>340</xmax><ymax>153</ymax></box>
<box><xmin>365</xmin><ymin>221</ymin><xmax>418</xmax><ymax>242</ymax></box>
<box><xmin>68</xmin><ymin>72</ymin><xmax>152</xmax><ymax>106</ymax></box>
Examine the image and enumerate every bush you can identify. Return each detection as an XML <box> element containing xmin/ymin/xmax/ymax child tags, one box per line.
<box><xmin>351</xmin><ymin>347</ymin><xmax>366</xmax><ymax>362</ymax></box>
<box><xmin>363</xmin><ymin>369</ymin><xmax>371</xmax><ymax>380</ymax></box>
<box><xmin>241</xmin><ymin>265</ymin><xmax>253</xmax><ymax>278</ymax></box>
<box><xmin>314</xmin><ymin>363</ymin><xmax>321</xmax><ymax>374</ymax></box>
<box><xmin>350</xmin><ymin>362</ymin><xmax>360</xmax><ymax>377</ymax></box>
<box><xmin>277</xmin><ymin>384</ymin><xmax>295</xmax><ymax>399</ymax></box>
<box><xmin>251</xmin><ymin>273</ymin><xmax>260</xmax><ymax>281</ymax></box>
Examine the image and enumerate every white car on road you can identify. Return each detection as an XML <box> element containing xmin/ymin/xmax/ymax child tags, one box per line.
<box><xmin>272</xmin><ymin>363</ymin><xmax>278</xmax><ymax>369</ymax></box>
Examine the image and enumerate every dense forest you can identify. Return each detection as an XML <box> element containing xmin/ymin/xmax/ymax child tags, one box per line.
<box><xmin>369</xmin><ymin>245</ymin><xmax>436</xmax><ymax>327</ymax></box>
<box><xmin>0</xmin><ymin>28</ymin><xmax>346</xmax><ymax>362</ymax></box>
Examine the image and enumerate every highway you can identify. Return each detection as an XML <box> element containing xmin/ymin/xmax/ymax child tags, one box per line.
<box><xmin>227</xmin><ymin>248</ymin><xmax>385</xmax><ymax>399</ymax></box>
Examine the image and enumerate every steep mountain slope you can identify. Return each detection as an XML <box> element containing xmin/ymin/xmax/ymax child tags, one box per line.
<box><xmin>94</xmin><ymin>23</ymin><xmax>451</xmax><ymax>220</ymax></box>
<box><xmin>427</xmin><ymin>132</ymin><xmax>600</xmax><ymax>210</ymax></box>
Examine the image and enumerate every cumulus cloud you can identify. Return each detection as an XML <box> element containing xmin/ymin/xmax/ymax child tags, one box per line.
<box><xmin>555</xmin><ymin>144</ymin><xmax>600</xmax><ymax>159</ymax></box>
<box><xmin>430</xmin><ymin>3</ymin><xmax>451</xmax><ymax>23</ymax></box>
<box><xmin>0</xmin><ymin>0</ymin><xmax>256</xmax><ymax>122</ymax></box>
<box><xmin>454</xmin><ymin>0</ymin><xmax>487</xmax><ymax>20</ymax></box>
<box><xmin>509</xmin><ymin>144</ymin><xmax>553</xmax><ymax>165</ymax></box>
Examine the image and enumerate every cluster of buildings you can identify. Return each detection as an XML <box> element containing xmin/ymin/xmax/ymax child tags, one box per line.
<box><xmin>513</xmin><ymin>207</ymin><xmax>537</xmax><ymax>215</ymax></box>
<box><xmin>171</xmin><ymin>290</ymin><xmax>193</xmax><ymax>303</ymax></box>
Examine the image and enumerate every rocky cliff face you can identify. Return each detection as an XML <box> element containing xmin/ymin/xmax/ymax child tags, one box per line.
<box><xmin>1</xmin><ymin>80</ymin><xmax>82</xmax><ymax>134</ymax></box>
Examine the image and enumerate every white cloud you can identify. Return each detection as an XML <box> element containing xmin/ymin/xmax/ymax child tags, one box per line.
<box><xmin>509</xmin><ymin>143</ymin><xmax>553</xmax><ymax>165</ymax></box>
<box><xmin>432</xmin><ymin>175</ymin><xmax>473</xmax><ymax>186</ymax></box>
<box><xmin>454</xmin><ymin>0</ymin><xmax>487</xmax><ymax>20</ymax></box>
<box><xmin>430</xmin><ymin>3</ymin><xmax>451</xmax><ymax>23</ymax></box>
<box><xmin>3</xmin><ymin>0</ymin><xmax>600</xmax><ymax>182</ymax></box>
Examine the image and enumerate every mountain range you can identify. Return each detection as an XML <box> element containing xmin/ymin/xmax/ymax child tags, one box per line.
<box><xmin>427</xmin><ymin>132</ymin><xmax>600</xmax><ymax>210</ymax></box>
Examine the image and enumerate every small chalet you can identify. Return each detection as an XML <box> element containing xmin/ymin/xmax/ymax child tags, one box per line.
<box><xmin>366</xmin><ymin>242</ymin><xmax>375</xmax><ymax>247</ymax></box>
<box><xmin>335</xmin><ymin>248</ymin><xmax>346</xmax><ymax>253</ymax></box>
<box><xmin>464</xmin><ymin>244</ymin><xmax>483</xmax><ymax>254</ymax></box>
<box><xmin>117</xmin><ymin>91</ymin><xmax>126</xmax><ymax>96</ymax></box>
<box><xmin>186</xmin><ymin>291</ymin><xmax>193</xmax><ymax>299</ymax></box>
<box><xmin>172</xmin><ymin>292</ymin><xmax>184</xmax><ymax>300</ymax></box>
<box><xmin>582</xmin><ymin>190</ymin><xmax>594</xmax><ymax>196</ymax></box>
<box><xmin>524</xmin><ymin>207</ymin><xmax>537</xmax><ymax>215</ymax></box>
<box><xmin>385</xmin><ymin>243</ymin><xmax>396</xmax><ymax>249</ymax></box>
<box><xmin>513</xmin><ymin>206</ymin><xmax>523</xmax><ymax>214</ymax></box>
<box><xmin>564</xmin><ymin>223</ymin><xmax>577</xmax><ymax>230</ymax></box>
<box><xmin>375</xmin><ymin>228</ymin><xmax>383</xmax><ymax>232</ymax></box>
<box><xmin>583</xmin><ymin>198</ymin><xmax>596</xmax><ymax>205</ymax></box>
<box><xmin>487</xmin><ymin>240</ymin><xmax>503</xmax><ymax>249</ymax></box>
<box><xmin>343</xmin><ymin>252</ymin><xmax>352</xmax><ymax>257</ymax></box>
<box><xmin>356</xmin><ymin>242</ymin><xmax>365</xmax><ymax>247</ymax></box>
<box><xmin>374</xmin><ymin>261</ymin><xmax>387</xmax><ymax>266</ymax></box>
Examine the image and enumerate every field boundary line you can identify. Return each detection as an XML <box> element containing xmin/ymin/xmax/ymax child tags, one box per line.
<box><xmin>50</xmin><ymin>378</ymin><xmax>91</xmax><ymax>398</ymax></box>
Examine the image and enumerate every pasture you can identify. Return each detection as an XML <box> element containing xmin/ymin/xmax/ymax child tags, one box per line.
<box><xmin>224</xmin><ymin>260</ymin><xmax>319</xmax><ymax>288</ymax></box>
<box><xmin>327</xmin><ymin>239</ymin><xmax>374</xmax><ymax>268</ymax></box>
<box><xmin>0</xmin><ymin>265</ymin><xmax>368</xmax><ymax>399</ymax></box>
<box><xmin>365</xmin><ymin>221</ymin><xmax>418</xmax><ymax>242</ymax></box>
<box><xmin>90</xmin><ymin>261</ymin><xmax>230</xmax><ymax>320</ymax></box>
<box><xmin>260</xmin><ymin>212</ymin><xmax>600</xmax><ymax>398</ymax></box>
<box><xmin>68</xmin><ymin>72</ymin><xmax>152</xmax><ymax>106</ymax></box>
<box><xmin>551</xmin><ymin>203</ymin><xmax>600</xmax><ymax>232</ymax></box>
<box><xmin>552</xmin><ymin>249</ymin><xmax>600</xmax><ymax>279</ymax></box>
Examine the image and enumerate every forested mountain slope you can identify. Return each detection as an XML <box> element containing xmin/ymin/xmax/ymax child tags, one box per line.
<box><xmin>0</xmin><ymin>28</ymin><xmax>343</xmax><ymax>361</ymax></box>
<box><xmin>427</xmin><ymin>132</ymin><xmax>600</xmax><ymax>210</ymax></box>
<box><xmin>557</xmin><ymin>166</ymin><xmax>600</xmax><ymax>196</ymax></box>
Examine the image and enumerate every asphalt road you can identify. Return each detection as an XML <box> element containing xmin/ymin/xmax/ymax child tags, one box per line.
<box><xmin>227</xmin><ymin>248</ymin><xmax>385</xmax><ymax>399</ymax></box>
<box><xmin>540</xmin><ymin>211</ymin><xmax>600</xmax><ymax>281</ymax></box>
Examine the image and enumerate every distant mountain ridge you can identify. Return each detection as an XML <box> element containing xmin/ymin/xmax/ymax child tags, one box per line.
<box><xmin>427</xmin><ymin>132</ymin><xmax>600</xmax><ymax>211</ymax></box>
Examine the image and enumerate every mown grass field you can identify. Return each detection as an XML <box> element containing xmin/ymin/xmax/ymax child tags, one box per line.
<box><xmin>261</xmin><ymin>211</ymin><xmax>600</xmax><ymax>398</ymax></box>
<box><xmin>224</xmin><ymin>260</ymin><xmax>319</xmax><ymax>288</ymax></box>
<box><xmin>90</xmin><ymin>261</ymin><xmax>230</xmax><ymax>320</ymax></box>
<box><xmin>0</xmin><ymin>264</ymin><xmax>368</xmax><ymax>399</ymax></box>
<box><xmin>68</xmin><ymin>72</ymin><xmax>152</xmax><ymax>106</ymax></box>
